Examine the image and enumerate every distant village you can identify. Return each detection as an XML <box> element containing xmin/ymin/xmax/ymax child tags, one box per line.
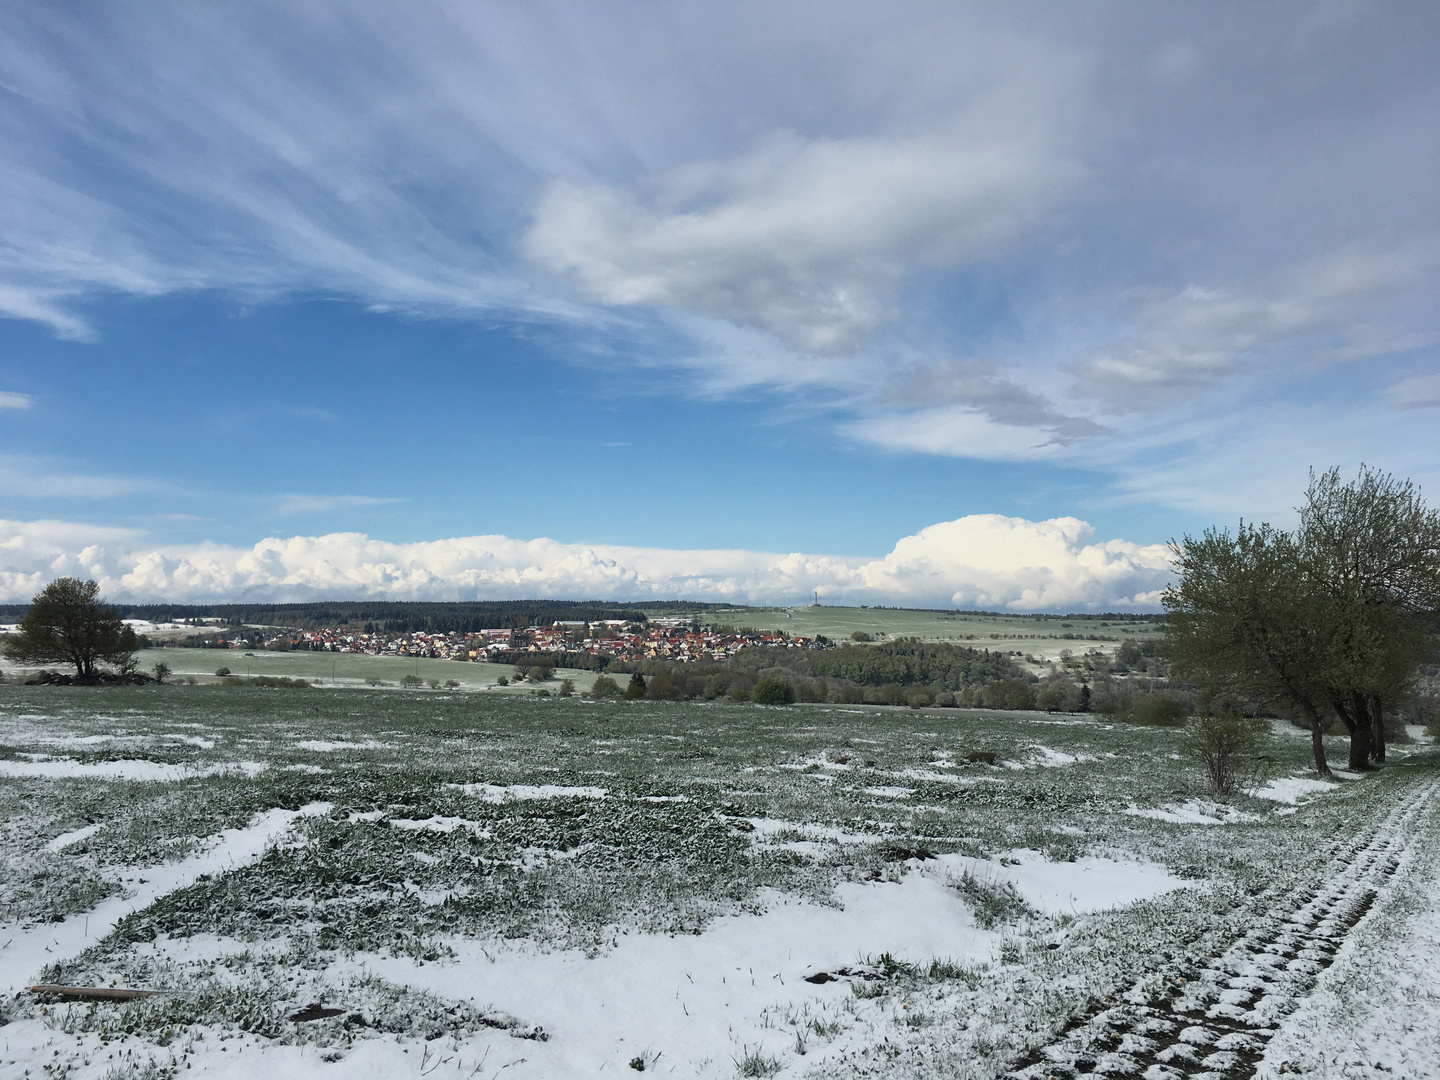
<box><xmin>166</xmin><ymin>618</ymin><xmax>833</xmax><ymax>665</ymax></box>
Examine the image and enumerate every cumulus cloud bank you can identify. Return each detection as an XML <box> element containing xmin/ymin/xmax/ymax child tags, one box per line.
<box><xmin>0</xmin><ymin>515</ymin><xmax>1170</xmax><ymax>611</ymax></box>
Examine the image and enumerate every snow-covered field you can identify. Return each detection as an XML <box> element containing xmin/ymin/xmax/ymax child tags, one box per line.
<box><xmin>1</xmin><ymin>685</ymin><xmax>1434</xmax><ymax>1079</ymax></box>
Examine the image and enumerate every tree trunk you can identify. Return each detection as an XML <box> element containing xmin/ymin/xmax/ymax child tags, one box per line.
<box><xmin>1301</xmin><ymin>700</ymin><xmax>1332</xmax><ymax>777</ymax></box>
<box><xmin>1347</xmin><ymin>691</ymin><xmax>1374</xmax><ymax>771</ymax></box>
<box><xmin>1370</xmin><ymin>693</ymin><xmax>1386</xmax><ymax>764</ymax></box>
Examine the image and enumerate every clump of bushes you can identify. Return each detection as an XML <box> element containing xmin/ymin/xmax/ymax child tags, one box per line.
<box><xmin>1131</xmin><ymin>690</ymin><xmax>1191</xmax><ymax>726</ymax></box>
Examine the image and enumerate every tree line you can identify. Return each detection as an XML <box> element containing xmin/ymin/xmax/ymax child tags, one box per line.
<box><xmin>583</xmin><ymin>639</ymin><xmax>1043</xmax><ymax>708</ymax></box>
<box><xmin>0</xmin><ymin>600</ymin><xmax>662</xmax><ymax>635</ymax></box>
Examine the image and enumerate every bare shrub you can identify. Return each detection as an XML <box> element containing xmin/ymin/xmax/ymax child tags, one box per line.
<box><xmin>1185</xmin><ymin>708</ymin><xmax>1267</xmax><ymax>796</ymax></box>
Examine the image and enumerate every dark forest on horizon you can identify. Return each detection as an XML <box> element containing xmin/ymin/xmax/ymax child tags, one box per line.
<box><xmin>0</xmin><ymin>598</ymin><xmax>1165</xmax><ymax>636</ymax></box>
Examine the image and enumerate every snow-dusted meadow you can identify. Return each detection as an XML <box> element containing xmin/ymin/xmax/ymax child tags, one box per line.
<box><xmin>1</xmin><ymin>686</ymin><xmax>1435</xmax><ymax>1079</ymax></box>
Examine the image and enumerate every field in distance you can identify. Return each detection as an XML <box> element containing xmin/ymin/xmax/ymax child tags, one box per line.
<box><xmin>697</xmin><ymin>605</ymin><xmax>1165</xmax><ymax>663</ymax></box>
<box><xmin>135</xmin><ymin>646</ymin><xmax>605</xmax><ymax>693</ymax></box>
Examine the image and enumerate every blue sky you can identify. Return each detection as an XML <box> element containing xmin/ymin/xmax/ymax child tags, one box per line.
<box><xmin>1</xmin><ymin>2</ymin><xmax>1437</xmax><ymax>607</ymax></box>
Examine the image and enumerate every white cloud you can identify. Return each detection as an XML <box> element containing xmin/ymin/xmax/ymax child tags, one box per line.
<box><xmin>271</xmin><ymin>494</ymin><xmax>399</xmax><ymax>516</ymax></box>
<box><xmin>525</xmin><ymin>120</ymin><xmax>1081</xmax><ymax>354</ymax></box>
<box><xmin>0</xmin><ymin>514</ymin><xmax>1171</xmax><ymax>611</ymax></box>
<box><xmin>1071</xmin><ymin>244</ymin><xmax>1440</xmax><ymax>410</ymax></box>
<box><xmin>1387</xmin><ymin>372</ymin><xmax>1440</xmax><ymax>410</ymax></box>
<box><xmin>0</xmin><ymin>391</ymin><xmax>34</xmax><ymax>410</ymax></box>
<box><xmin>853</xmin><ymin>515</ymin><xmax>1171</xmax><ymax>610</ymax></box>
<box><xmin>0</xmin><ymin>285</ymin><xmax>96</xmax><ymax>342</ymax></box>
<box><xmin>0</xmin><ymin>455</ymin><xmax>150</xmax><ymax>499</ymax></box>
<box><xmin>843</xmin><ymin>407</ymin><xmax>1075</xmax><ymax>462</ymax></box>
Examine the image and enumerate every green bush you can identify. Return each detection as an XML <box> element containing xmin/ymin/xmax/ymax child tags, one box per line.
<box><xmin>904</xmin><ymin>686</ymin><xmax>934</xmax><ymax>708</ymax></box>
<box><xmin>864</xmin><ymin>683</ymin><xmax>906</xmax><ymax>706</ymax></box>
<box><xmin>645</xmin><ymin>671</ymin><xmax>689</xmax><ymax>700</ymax></box>
<box><xmin>624</xmin><ymin>673</ymin><xmax>648</xmax><ymax>699</ymax></box>
<box><xmin>751</xmin><ymin>677</ymin><xmax>796</xmax><ymax>705</ymax></box>
<box><xmin>589</xmin><ymin>675</ymin><xmax>621</xmax><ymax>699</ymax></box>
<box><xmin>1035</xmin><ymin>684</ymin><xmax>1066</xmax><ymax>712</ymax></box>
<box><xmin>1131</xmin><ymin>690</ymin><xmax>1190</xmax><ymax>726</ymax></box>
<box><xmin>980</xmin><ymin>679</ymin><xmax>1038</xmax><ymax>711</ymax></box>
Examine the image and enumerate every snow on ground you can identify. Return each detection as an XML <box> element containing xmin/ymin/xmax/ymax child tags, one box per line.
<box><xmin>893</xmin><ymin>766</ymin><xmax>1003</xmax><ymax>784</ymax></box>
<box><xmin>293</xmin><ymin>739</ymin><xmax>390</xmax><ymax>752</ymax></box>
<box><xmin>0</xmin><ymin>1025</ymin><xmax>482</xmax><ymax>1080</ymax></box>
<box><xmin>0</xmin><ymin>848</ymin><xmax>1189</xmax><ymax>1080</ymax></box>
<box><xmin>99</xmin><ymin>851</ymin><xmax>1184</xmax><ymax>1080</ymax></box>
<box><xmin>454</xmin><ymin>782</ymin><xmax>608</xmax><ymax>802</ymax></box>
<box><xmin>862</xmin><ymin>785</ymin><xmax>914</xmax><ymax>799</ymax></box>
<box><xmin>45</xmin><ymin>823</ymin><xmax>102</xmax><ymax>851</ymax></box>
<box><xmin>1028</xmin><ymin>746</ymin><xmax>1092</xmax><ymax>767</ymax></box>
<box><xmin>780</xmin><ymin>753</ymin><xmax>856</xmax><ymax>771</ymax></box>
<box><xmin>0</xmin><ymin>758</ymin><xmax>266</xmax><ymax>781</ymax></box>
<box><xmin>744</xmin><ymin>818</ymin><xmax>883</xmax><ymax>845</ymax></box>
<box><xmin>1251</xmin><ymin>775</ymin><xmax>1340</xmax><ymax>803</ymax></box>
<box><xmin>41</xmin><ymin>732</ymin><xmax>218</xmax><ymax>750</ymax></box>
<box><xmin>332</xmin><ymin>872</ymin><xmax>1007</xmax><ymax>1079</ymax></box>
<box><xmin>1123</xmin><ymin>800</ymin><xmax>1261</xmax><ymax>825</ymax></box>
<box><xmin>931</xmin><ymin>850</ymin><xmax>1193</xmax><ymax>915</ymax></box>
<box><xmin>387</xmin><ymin>815</ymin><xmax>490</xmax><ymax>836</ymax></box>
<box><xmin>0</xmin><ymin>802</ymin><xmax>332</xmax><ymax>996</ymax></box>
<box><xmin>1257</xmin><ymin>810</ymin><xmax>1440</xmax><ymax>1077</ymax></box>
<box><xmin>0</xmin><ymin>843</ymin><xmax>1202</xmax><ymax>1080</ymax></box>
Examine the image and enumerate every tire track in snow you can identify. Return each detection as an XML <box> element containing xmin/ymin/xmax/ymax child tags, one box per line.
<box><xmin>1006</xmin><ymin>776</ymin><xmax>1437</xmax><ymax>1080</ymax></box>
